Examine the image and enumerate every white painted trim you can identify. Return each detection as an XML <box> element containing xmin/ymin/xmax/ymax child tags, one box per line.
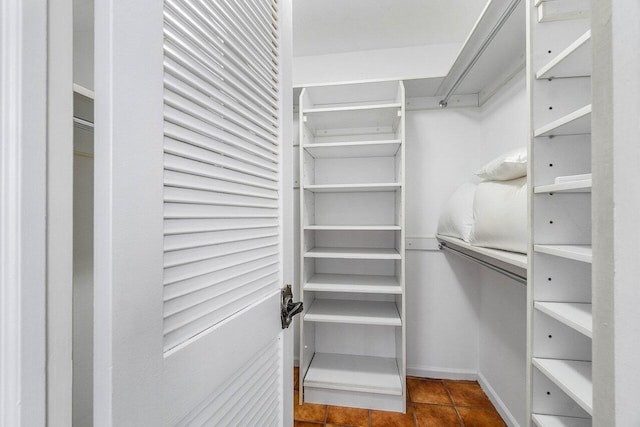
<box><xmin>406</xmin><ymin>365</ymin><xmax>477</xmax><ymax>381</ymax></box>
<box><xmin>478</xmin><ymin>371</ymin><xmax>521</xmax><ymax>427</ymax></box>
<box><xmin>0</xmin><ymin>0</ymin><xmax>48</xmax><ymax>425</ymax></box>
<box><xmin>46</xmin><ymin>0</ymin><xmax>74</xmax><ymax>425</ymax></box>
<box><xmin>280</xmin><ymin>1</ymin><xmax>294</xmax><ymax>426</ymax></box>
<box><xmin>0</xmin><ymin>8</ymin><xmax>22</xmax><ymax>420</ymax></box>
<box><xmin>405</xmin><ymin>237</ymin><xmax>440</xmax><ymax>251</ymax></box>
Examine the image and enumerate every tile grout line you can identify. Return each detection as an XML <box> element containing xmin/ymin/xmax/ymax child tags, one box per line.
<box><xmin>442</xmin><ymin>380</ymin><xmax>465</xmax><ymax>427</ymax></box>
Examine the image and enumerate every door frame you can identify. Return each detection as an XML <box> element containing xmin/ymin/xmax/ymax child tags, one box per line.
<box><xmin>280</xmin><ymin>0</ymin><xmax>295</xmax><ymax>424</ymax></box>
<box><xmin>0</xmin><ymin>0</ymin><xmax>74</xmax><ymax>425</ymax></box>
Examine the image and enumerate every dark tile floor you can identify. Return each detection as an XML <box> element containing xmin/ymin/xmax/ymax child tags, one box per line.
<box><xmin>294</xmin><ymin>368</ymin><xmax>507</xmax><ymax>427</ymax></box>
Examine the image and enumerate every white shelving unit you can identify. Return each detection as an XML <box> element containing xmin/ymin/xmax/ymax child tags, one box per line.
<box><xmin>528</xmin><ymin>1</ymin><xmax>593</xmax><ymax>425</ymax></box>
<box><xmin>532</xmin><ymin>414</ymin><xmax>592</xmax><ymax>427</ymax></box>
<box><xmin>299</xmin><ymin>80</ymin><xmax>406</xmax><ymax>412</ymax></box>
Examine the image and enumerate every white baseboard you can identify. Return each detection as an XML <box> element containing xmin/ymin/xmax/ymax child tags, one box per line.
<box><xmin>406</xmin><ymin>365</ymin><xmax>477</xmax><ymax>381</ymax></box>
<box><xmin>477</xmin><ymin>371</ymin><xmax>520</xmax><ymax>427</ymax></box>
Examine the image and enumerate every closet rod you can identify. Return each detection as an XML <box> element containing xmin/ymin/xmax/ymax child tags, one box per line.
<box><xmin>74</xmin><ymin>116</ymin><xmax>94</xmax><ymax>132</ymax></box>
<box><xmin>439</xmin><ymin>242</ymin><xmax>526</xmax><ymax>285</ymax></box>
<box><xmin>439</xmin><ymin>0</ymin><xmax>522</xmax><ymax>108</ymax></box>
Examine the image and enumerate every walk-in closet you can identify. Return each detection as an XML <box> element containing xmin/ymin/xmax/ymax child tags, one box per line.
<box><xmin>6</xmin><ymin>0</ymin><xmax>637</xmax><ymax>425</ymax></box>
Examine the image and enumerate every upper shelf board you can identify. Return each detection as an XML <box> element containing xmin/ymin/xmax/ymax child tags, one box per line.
<box><xmin>304</xmin><ymin>183</ymin><xmax>402</xmax><ymax>193</ymax></box>
<box><xmin>303</xmin><ymin>140</ymin><xmax>402</xmax><ymax>159</ymax></box>
<box><xmin>304</xmin><ymin>299</ymin><xmax>401</xmax><ymax>326</ymax></box>
<box><xmin>535</xmin><ymin>302</ymin><xmax>592</xmax><ymax>338</ymax></box>
<box><xmin>304</xmin><ymin>247</ymin><xmax>401</xmax><ymax>260</ymax></box>
<box><xmin>302</xmin><ymin>104</ymin><xmax>401</xmax><ymax>134</ymax></box>
<box><xmin>534</xmin><ymin>179</ymin><xmax>592</xmax><ymax>194</ymax></box>
<box><xmin>304</xmin><ymin>225</ymin><xmax>401</xmax><ymax>231</ymax></box>
<box><xmin>532</xmin><ymin>358</ymin><xmax>592</xmax><ymax>416</ymax></box>
<box><xmin>304</xmin><ymin>273</ymin><xmax>402</xmax><ymax>294</ymax></box>
<box><xmin>303</xmin><ymin>352</ymin><xmax>403</xmax><ymax>396</ymax></box>
<box><xmin>536</xmin><ymin>31</ymin><xmax>591</xmax><ymax>79</ymax></box>
<box><xmin>534</xmin><ymin>244</ymin><xmax>592</xmax><ymax>263</ymax></box>
<box><xmin>436</xmin><ymin>0</ymin><xmax>526</xmax><ymax>104</ymax></box>
<box><xmin>531</xmin><ymin>414</ymin><xmax>592</xmax><ymax>427</ymax></box>
<box><xmin>534</xmin><ymin>104</ymin><xmax>591</xmax><ymax>137</ymax></box>
<box><xmin>300</xmin><ymin>81</ymin><xmax>401</xmax><ymax>107</ymax></box>
<box><xmin>437</xmin><ymin>235</ymin><xmax>527</xmax><ymax>270</ymax></box>
<box><xmin>535</xmin><ymin>0</ymin><xmax>591</xmax><ymax>23</ymax></box>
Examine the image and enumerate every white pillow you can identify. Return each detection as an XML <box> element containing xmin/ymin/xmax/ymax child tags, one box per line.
<box><xmin>437</xmin><ymin>183</ymin><xmax>477</xmax><ymax>242</ymax></box>
<box><xmin>469</xmin><ymin>177</ymin><xmax>527</xmax><ymax>253</ymax></box>
<box><xmin>475</xmin><ymin>147</ymin><xmax>527</xmax><ymax>181</ymax></box>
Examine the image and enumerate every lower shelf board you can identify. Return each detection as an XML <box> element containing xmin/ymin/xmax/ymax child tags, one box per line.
<box><xmin>304</xmin><ymin>299</ymin><xmax>401</xmax><ymax>326</ymax></box>
<box><xmin>532</xmin><ymin>358</ymin><xmax>592</xmax><ymax>415</ymax></box>
<box><xmin>532</xmin><ymin>414</ymin><xmax>592</xmax><ymax>427</ymax></box>
<box><xmin>304</xmin><ymin>273</ymin><xmax>401</xmax><ymax>294</ymax></box>
<box><xmin>535</xmin><ymin>302</ymin><xmax>592</xmax><ymax>338</ymax></box>
<box><xmin>304</xmin><ymin>247</ymin><xmax>401</xmax><ymax>260</ymax></box>
<box><xmin>534</xmin><ymin>245</ymin><xmax>592</xmax><ymax>263</ymax></box>
<box><xmin>304</xmin><ymin>353</ymin><xmax>402</xmax><ymax>395</ymax></box>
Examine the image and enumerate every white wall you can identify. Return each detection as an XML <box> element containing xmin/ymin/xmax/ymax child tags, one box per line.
<box><xmin>74</xmin><ymin>0</ymin><xmax>94</xmax><ymax>90</ymax></box>
<box><xmin>477</xmin><ymin>73</ymin><xmax>528</xmax><ymax>427</ymax></box>
<box><xmin>73</xmin><ymin>138</ymin><xmax>94</xmax><ymax>427</ymax></box>
<box><xmin>293</xmin><ymin>43</ymin><xmax>460</xmax><ymax>87</ymax></box>
<box><xmin>403</xmin><ymin>102</ymin><xmax>483</xmax><ymax>377</ymax></box>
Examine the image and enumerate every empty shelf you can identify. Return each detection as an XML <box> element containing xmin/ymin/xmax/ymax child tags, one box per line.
<box><xmin>534</xmin><ymin>105</ymin><xmax>591</xmax><ymax>137</ymax></box>
<box><xmin>304</xmin><ymin>274</ymin><xmax>401</xmax><ymax>294</ymax></box>
<box><xmin>303</xmin><ymin>140</ymin><xmax>402</xmax><ymax>159</ymax></box>
<box><xmin>304</xmin><ymin>352</ymin><xmax>402</xmax><ymax>395</ymax></box>
<box><xmin>304</xmin><ymin>299</ymin><xmax>401</xmax><ymax>326</ymax></box>
<box><xmin>532</xmin><ymin>414</ymin><xmax>592</xmax><ymax>427</ymax></box>
<box><xmin>534</xmin><ymin>179</ymin><xmax>592</xmax><ymax>193</ymax></box>
<box><xmin>532</xmin><ymin>358</ymin><xmax>592</xmax><ymax>415</ymax></box>
<box><xmin>304</xmin><ymin>183</ymin><xmax>401</xmax><ymax>193</ymax></box>
<box><xmin>534</xmin><ymin>245</ymin><xmax>592</xmax><ymax>263</ymax></box>
<box><xmin>304</xmin><ymin>247</ymin><xmax>401</xmax><ymax>260</ymax></box>
<box><xmin>304</xmin><ymin>225</ymin><xmax>401</xmax><ymax>231</ymax></box>
<box><xmin>303</xmin><ymin>103</ymin><xmax>401</xmax><ymax>133</ymax></box>
<box><xmin>536</xmin><ymin>31</ymin><xmax>591</xmax><ymax>79</ymax></box>
<box><xmin>535</xmin><ymin>302</ymin><xmax>592</xmax><ymax>338</ymax></box>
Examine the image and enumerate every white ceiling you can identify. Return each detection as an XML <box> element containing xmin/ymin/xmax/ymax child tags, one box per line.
<box><xmin>293</xmin><ymin>0</ymin><xmax>489</xmax><ymax>57</ymax></box>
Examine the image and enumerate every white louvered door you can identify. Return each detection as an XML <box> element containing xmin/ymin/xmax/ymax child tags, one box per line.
<box><xmin>93</xmin><ymin>0</ymin><xmax>292</xmax><ymax>425</ymax></box>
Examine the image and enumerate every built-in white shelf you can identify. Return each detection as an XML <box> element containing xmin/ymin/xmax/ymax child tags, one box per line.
<box><xmin>535</xmin><ymin>0</ymin><xmax>591</xmax><ymax>23</ymax></box>
<box><xmin>303</xmin><ymin>183</ymin><xmax>401</xmax><ymax>193</ymax></box>
<box><xmin>299</xmin><ymin>81</ymin><xmax>406</xmax><ymax>411</ymax></box>
<box><xmin>303</xmin><ymin>140</ymin><xmax>402</xmax><ymax>159</ymax></box>
<box><xmin>532</xmin><ymin>358</ymin><xmax>592</xmax><ymax>416</ymax></box>
<box><xmin>304</xmin><ymin>247</ymin><xmax>401</xmax><ymax>260</ymax></box>
<box><xmin>303</xmin><ymin>103</ymin><xmax>401</xmax><ymax>133</ymax></box>
<box><xmin>534</xmin><ymin>105</ymin><xmax>592</xmax><ymax>137</ymax></box>
<box><xmin>536</xmin><ymin>31</ymin><xmax>591</xmax><ymax>79</ymax></box>
<box><xmin>532</xmin><ymin>414</ymin><xmax>592</xmax><ymax>427</ymax></box>
<box><xmin>535</xmin><ymin>302</ymin><xmax>592</xmax><ymax>338</ymax></box>
<box><xmin>304</xmin><ymin>352</ymin><xmax>403</xmax><ymax>395</ymax></box>
<box><xmin>437</xmin><ymin>235</ymin><xmax>528</xmax><ymax>270</ymax></box>
<box><xmin>304</xmin><ymin>225</ymin><xmax>401</xmax><ymax>231</ymax></box>
<box><xmin>73</xmin><ymin>83</ymin><xmax>95</xmax><ymax>99</ymax></box>
<box><xmin>534</xmin><ymin>245</ymin><xmax>592</xmax><ymax>263</ymax></box>
<box><xmin>304</xmin><ymin>299</ymin><xmax>401</xmax><ymax>326</ymax></box>
<box><xmin>534</xmin><ymin>179</ymin><xmax>592</xmax><ymax>193</ymax></box>
<box><xmin>304</xmin><ymin>273</ymin><xmax>401</xmax><ymax>294</ymax></box>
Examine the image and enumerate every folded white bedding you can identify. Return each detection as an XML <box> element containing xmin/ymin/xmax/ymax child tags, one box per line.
<box><xmin>437</xmin><ymin>183</ymin><xmax>477</xmax><ymax>242</ymax></box>
<box><xmin>469</xmin><ymin>177</ymin><xmax>527</xmax><ymax>254</ymax></box>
